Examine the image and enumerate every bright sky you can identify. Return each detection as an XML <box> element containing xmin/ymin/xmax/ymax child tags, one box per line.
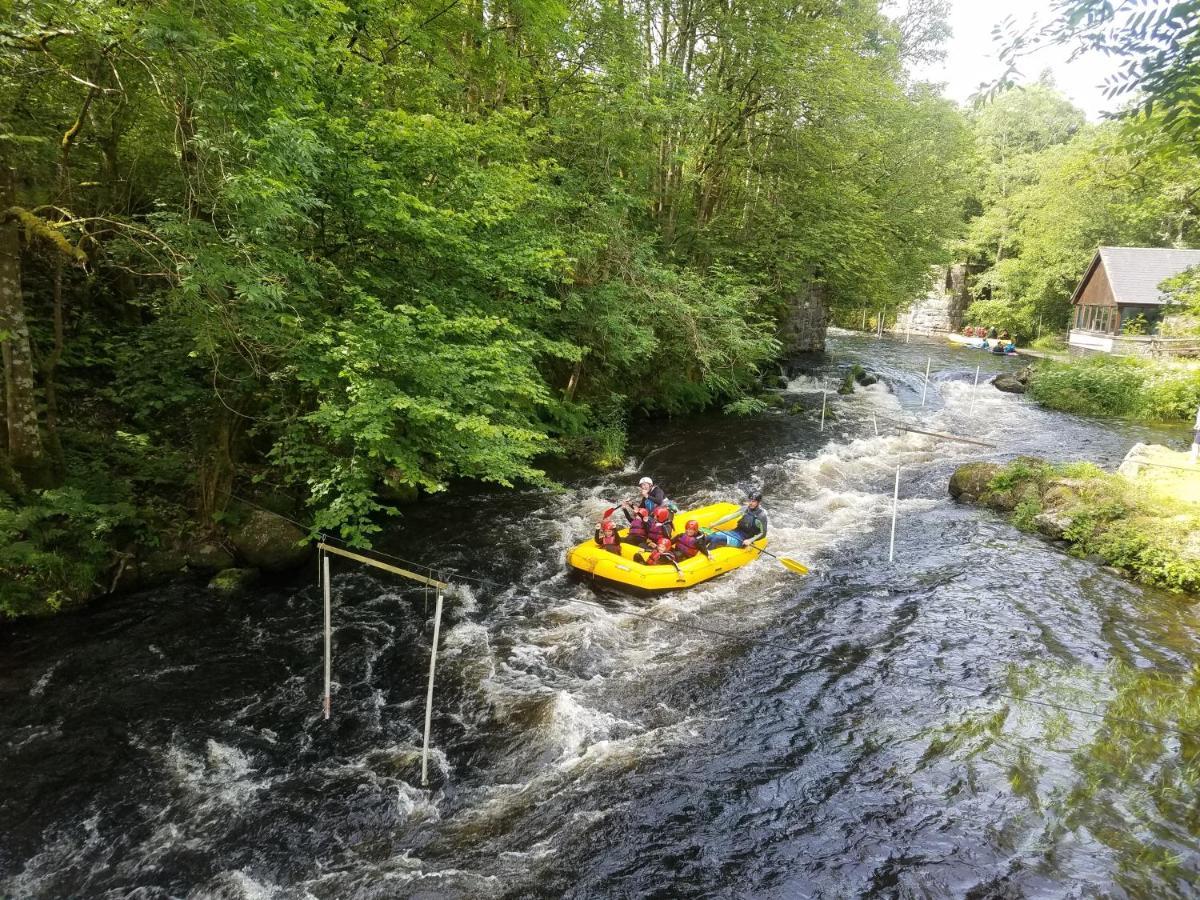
<box><xmin>912</xmin><ymin>0</ymin><xmax>1125</xmax><ymax>121</ymax></box>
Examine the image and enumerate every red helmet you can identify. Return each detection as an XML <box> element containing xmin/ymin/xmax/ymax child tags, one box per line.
<box><xmin>601</xmin><ymin>518</ymin><xmax>616</xmax><ymax>532</ymax></box>
<box><xmin>636</xmin><ymin>506</ymin><xmax>650</xmax><ymax>518</ymax></box>
<box><xmin>654</xmin><ymin>507</ymin><xmax>670</xmax><ymax>523</ymax></box>
<box><xmin>685</xmin><ymin>519</ymin><xmax>699</xmax><ymax>532</ymax></box>
<box><xmin>657</xmin><ymin>537</ymin><xmax>672</xmax><ymax>550</ymax></box>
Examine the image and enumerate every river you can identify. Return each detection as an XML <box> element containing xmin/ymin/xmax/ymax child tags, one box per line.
<box><xmin>2</xmin><ymin>332</ymin><xmax>1198</xmax><ymax>899</ymax></box>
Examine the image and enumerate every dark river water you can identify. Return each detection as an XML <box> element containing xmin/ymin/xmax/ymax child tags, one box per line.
<box><xmin>3</xmin><ymin>332</ymin><xmax>1198</xmax><ymax>899</ymax></box>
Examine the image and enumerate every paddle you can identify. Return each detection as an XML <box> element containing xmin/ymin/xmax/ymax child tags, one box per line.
<box><xmin>707</xmin><ymin>528</ymin><xmax>809</xmax><ymax>576</ymax></box>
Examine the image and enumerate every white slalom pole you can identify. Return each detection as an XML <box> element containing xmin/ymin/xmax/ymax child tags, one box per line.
<box><xmin>820</xmin><ymin>390</ymin><xmax>827</xmax><ymax>432</ymax></box>
<box><xmin>920</xmin><ymin>357</ymin><xmax>932</xmax><ymax>407</ymax></box>
<box><xmin>323</xmin><ymin>552</ymin><xmax>332</xmax><ymax>721</ymax></box>
<box><xmin>889</xmin><ymin>466</ymin><xmax>900</xmax><ymax>563</ymax></box>
<box><xmin>970</xmin><ymin>364</ymin><xmax>981</xmax><ymax>414</ymax></box>
<box><xmin>421</xmin><ymin>584</ymin><xmax>445</xmax><ymax>787</ymax></box>
<box><xmin>872</xmin><ymin>413</ymin><xmax>879</xmax><ymax>436</ymax></box>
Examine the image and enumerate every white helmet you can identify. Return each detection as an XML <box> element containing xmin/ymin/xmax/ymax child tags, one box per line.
<box><xmin>639</xmin><ymin>476</ymin><xmax>653</xmax><ymax>486</ymax></box>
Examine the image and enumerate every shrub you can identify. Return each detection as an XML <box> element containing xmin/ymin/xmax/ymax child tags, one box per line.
<box><xmin>1028</xmin><ymin>356</ymin><xmax>1200</xmax><ymax>422</ymax></box>
<box><xmin>0</xmin><ymin>488</ymin><xmax>144</xmax><ymax>618</ymax></box>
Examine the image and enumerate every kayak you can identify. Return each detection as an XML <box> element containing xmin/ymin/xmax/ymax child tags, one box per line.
<box><xmin>566</xmin><ymin>502</ymin><xmax>767</xmax><ymax>592</ymax></box>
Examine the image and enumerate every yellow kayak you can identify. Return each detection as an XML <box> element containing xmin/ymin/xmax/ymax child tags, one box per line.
<box><xmin>566</xmin><ymin>502</ymin><xmax>767</xmax><ymax>592</ymax></box>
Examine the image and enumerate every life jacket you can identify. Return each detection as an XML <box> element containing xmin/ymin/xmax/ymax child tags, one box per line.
<box><xmin>595</xmin><ymin>528</ymin><xmax>621</xmax><ymax>550</ymax></box>
<box><xmin>647</xmin><ymin>519</ymin><xmax>672</xmax><ymax>542</ymax></box>
<box><xmin>736</xmin><ymin>507</ymin><xmax>765</xmax><ymax>538</ymax></box>
<box><xmin>673</xmin><ymin>532</ymin><xmax>703</xmax><ymax>558</ymax></box>
<box><xmin>628</xmin><ymin>515</ymin><xmax>648</xmax><ymax>538</ymax></box>
<box><xmin>647</xmin><ymin>547</ymin><xmax>677</xmax><ymax>566</ymax></box>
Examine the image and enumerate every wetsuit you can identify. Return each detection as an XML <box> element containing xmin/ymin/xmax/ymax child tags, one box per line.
<box><xmin>708</xmin><ymin>504</ymin><xmax>768</xmax><ymax>548</ymax></box>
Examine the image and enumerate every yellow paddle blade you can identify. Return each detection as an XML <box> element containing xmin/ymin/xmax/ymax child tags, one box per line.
<box><xmin>779</xmin><ymin>558</ymin><xmax>809</xmax><ymax>575</ymax></box>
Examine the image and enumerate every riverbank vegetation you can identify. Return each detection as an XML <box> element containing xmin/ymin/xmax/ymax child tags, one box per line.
<box><xmin>0</xmin><ymin>0</ymin><xmax>975</xmax><ymax>615</ymax></box>
<box><xmin>1028</xmin><ymin>356</ymin><xmax>1200</xmax><ymax>422</ymax></box>
<box><xmin>950</xmin><ymin>456</ymin><xmax>1200</xmax><ymax>595</ymax></box>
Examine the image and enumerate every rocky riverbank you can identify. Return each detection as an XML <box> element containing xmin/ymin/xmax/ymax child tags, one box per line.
<box><xmin>950</xmin><ymin>446</ymin><xmax>1200</xmax><ymax>595</ymax></box>
<box><xmin>2</xmin><ymin>501</ymin><xmax>314</xmax><ymax>620</ymax></box>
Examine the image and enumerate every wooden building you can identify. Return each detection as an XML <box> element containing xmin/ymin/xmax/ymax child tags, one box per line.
<box><xmin>1068</xmin><ymin>246</ymin><xmax>1200</xmax><ymax>353</ymax></box>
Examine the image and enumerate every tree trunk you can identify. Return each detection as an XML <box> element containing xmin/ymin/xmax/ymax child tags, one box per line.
<box><xmin>0</xmin><ymin>167</ymin><xmax>47</xmax><ymax>484</ymax></box>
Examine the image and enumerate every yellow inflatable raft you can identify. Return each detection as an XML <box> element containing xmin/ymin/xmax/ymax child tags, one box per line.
<box><xmin>566</xmin><ymin>502</ymin><xmax>766</xmax><ymax>592</ymax></box>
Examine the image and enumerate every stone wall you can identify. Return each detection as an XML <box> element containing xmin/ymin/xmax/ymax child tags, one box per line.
<box><xmin>779</xmin><ymin>282</ymin><xmax>829</xmax><ymax>355</ymax></box>
<box><xmin>906</xmin><ymin>264</ymin><xmax>973</xmax><ymax>334</ymax></box>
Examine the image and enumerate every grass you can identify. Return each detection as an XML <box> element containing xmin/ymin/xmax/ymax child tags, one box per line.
<box><xmin>980</xmin><ymin>458</ymin><xmax>1200</xmax><ymax>595</ymax></box>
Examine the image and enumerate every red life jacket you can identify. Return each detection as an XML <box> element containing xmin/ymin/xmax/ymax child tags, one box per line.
<box><xmin>628</xmin><ymin>516</ymin><xmax>648</xmax><ymax>538</ymax></box>
<box><xmin>595</xmin><ymin>528</ymin><xmax>620</xmax><ymax>550</ymax></box>
<box><xmin>647</xmin><ymin>548</ymin><xmax>677</xmax><ymax>566</ymax></box>
<box><xmin>673</xmin><ymin>532</ymin><xmax>702</xmax><ymax>558</ymax></box>
<box><xmin>647</xmin><ymin>519</ymin><xmax>671</xmax><ymax>543</ymax></box>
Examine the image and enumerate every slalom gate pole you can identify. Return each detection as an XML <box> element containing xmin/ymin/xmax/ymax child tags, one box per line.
<box><xmin>421</xmin><ymin>582</ymin><xmax>445</xmax><ymax>787</ymax></box>
<box><xmin>872</xmin><ymin>412</ymin><xmax>879</xmax><ymax>436</ymax></box>
<box><xmin>970</xmin><ymin>365</ymin><xmax>981</xmax><ymax>414</ymax></box>
<box><xmin>820</xmin><ymin>390</ymin><xmax>827</xmax><ymax>432</ymax></box>
<box><xmin>322</xmin><ymin>551</ymin><xmax>332</xmax><ymax>721</ymax></box>
<box><xmin>889</xmin><ymin>466</ymin><xmax>900</xmax><ymax>563</ymax></box>
<box><xmin>921</xmin><ymin>357</ymin><xmax>932</xmax><ymax>407</ymax></box>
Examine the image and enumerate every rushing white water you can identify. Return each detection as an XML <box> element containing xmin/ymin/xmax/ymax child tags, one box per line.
<box><xmin>3</xmin><ymin>334</ymin><xmax>1196</xmax><ymax>899</ymax></box>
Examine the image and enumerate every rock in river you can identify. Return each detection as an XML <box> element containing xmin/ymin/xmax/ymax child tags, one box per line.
<box><xmin>992</xmin><ymin>373</ymin><xmax>1026</xmax><ymax>394</ymax></box>
<box><xmin>228</xmin><ymin>509</ymin><xmax>311</xmax><ymax>572</ymax></box>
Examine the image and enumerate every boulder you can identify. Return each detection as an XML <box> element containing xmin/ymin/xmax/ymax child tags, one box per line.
<box><xmin>857</xmin><ymin>373</ymin><xmax>879</xmax><ymax>387</ymax></box>
<box><xmin>984</xmin><ymin>479</ymin><xmax>1041</xmax><ymax>512</ymax></box>
<box><xmin>208</xmin><ymin>567</ymin><xmax>259</xmax><ymax>595</ymax></box>
<box><xmin>949</xmin><ymin>462</ymin><xmax>1000</xmax><ymax>502</ymax></box>
<box><xmin>1033</xmin><ymin>509</ymin><xmax>1073</xmax><ymax>540</ymax></box>
<box><xmin>186</xmin><ymin>541</ymin><xmax>236</xmax><ymax>573</ymax></box>
<box><xmin>228</xmin><ymin>509</ymin><xmax>311</xmax><ymax>572</ymax></box>
<box><xmin>992</xmin><ymin>374</ymin><xmax>1027</xmax><ymax>394</ymax></box>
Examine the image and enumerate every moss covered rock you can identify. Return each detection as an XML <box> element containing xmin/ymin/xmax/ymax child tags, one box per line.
<box><xmin>950</xmin><ymin>457</ymin><xmax>1200</xmax><ymax>595</ymax></box>
<box><xmin>228</xmin><ymin>509</ymin><xmax>311</xmax><ymax>572</ymax></box>
<box><xmin>208</xmin><ymin>567</ymin><xmax>259</xmax><ymax>595</ymax></box>
<box><xmin>948</xmin><ymin>462</ymin><xmax>1000</xmax><ymax>502</ymax></box>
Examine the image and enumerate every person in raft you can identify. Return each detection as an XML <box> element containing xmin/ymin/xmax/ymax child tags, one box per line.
<box><xmin>634</xmin><ymin>537</ymin><xmax>683</xmax><ymax>575</ymax></box>
<box><xmin>646</xmin><ymin>505</ymin><xmax>674</xmax><ymax>544</ymax></box>
<box><xmin>703</xmin><ymin>491</ymin><xmax>768</xmax><ymax>548</ymax></box>
<box><xmin>623</xmin><ymin>505</ymin><xmax>652</xmax><ymax>549</ymax></box>
<box><xmin>594</xmin><ymin>518</ymin><xmax>623</xmax><ymax>555</ymax></box>
<box><xmin>622</xmin><ymin>476</ymin><xmax>668</xmax><ymax>516</ymax></box>
<box><xmin>672</xmin><ymin>519</ymin><xmax>711</xmax><ymax>560</ymax></box>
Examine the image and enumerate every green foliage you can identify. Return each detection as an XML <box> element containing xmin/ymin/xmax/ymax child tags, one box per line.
<box><xmin>723</xmin><ymin>397</ymin><xmax>770</xmax><ymax>416</ymax></box>
<box><xmin>1121</xmin><ymin>313</ymin><xmax>1149</xmax><ymax>336</ymax></box>
<box><xmin>0</xmin><ymin>0</ymin><xmax>974</xmax><ymax>576</ymax></box>
<box><xmin>0</xmin><ymin>488</ymin><xmax>142</xmax><ymax>618</ymax></box>
<box><xmin>980</xmin><ymin>457</ymin><xmax>1200</xmax><ymax>595</ymax></box>
<box><xmin>1028</xmin><ymin>356</ymin><xmax>1200</xmax><ymax>422</ymax></box>
<box><xmin>1029</xmin><ymin>334</ymin><xmax>1067</xmax><ymax>352</ymax></box>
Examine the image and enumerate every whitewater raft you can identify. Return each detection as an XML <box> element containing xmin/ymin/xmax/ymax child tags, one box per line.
<box><xmin>566</xmin><ymin>502</ymin><xmax>766</xmax><ymax>592</ymax></box>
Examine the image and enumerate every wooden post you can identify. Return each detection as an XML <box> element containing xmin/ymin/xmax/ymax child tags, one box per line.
<box><xmin>970</xmin><ymin>365</ymin><xmax>981</xmax><ymax>414</ymax></box>
<box><xmin>421</xmin><ymin>584</ymin><xmax>445</xmax><ymax>787</ymax></box>
<box><xmin>820</xmin><ymin>390</ymin><xmax>827</xmax><ymax>432</ymax></box>
<box><xmin>920</xmin><ymin>357</ymin><xmax>932</xmax><ymax>407</ymax></box>
<box><xmin>861</xmin><ymin>308</ymin><xmax>867</xmax><ymax>331</ymax></box>
<box><xmin>323</xmin><ymin>552</ymin><xmax>332</xmax><ymax>720</ymax></box>
<box><xmin>889</xmin><ymin>466</ymin><xmax>900</xmax><ymax>563</ymax></box>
